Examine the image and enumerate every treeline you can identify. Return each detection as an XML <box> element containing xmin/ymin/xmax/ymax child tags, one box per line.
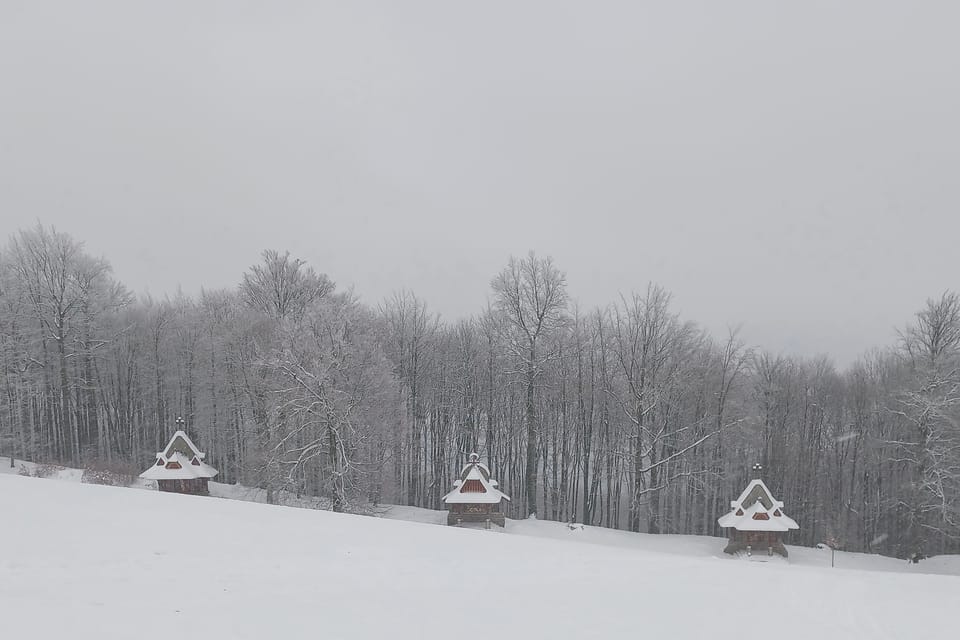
<box><xmin>0</xmin><ymin>224</ymin><xmax>957</xmax><ymax>559</ymax></box>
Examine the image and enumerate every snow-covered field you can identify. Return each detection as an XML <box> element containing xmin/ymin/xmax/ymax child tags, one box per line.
<box><xmin>0</xmin><ymin>456</ymin><xmax>334</xmax><ymax>509</ymax></box>
<box><xmin>2</xmin><ymin>470</ymin><xmax>958</xmax><ymax>640</ymax></box>
<box><xmin>383</xmin><ymin>504</ymin><xmax>960</xmax><ymax>575</ymax></box>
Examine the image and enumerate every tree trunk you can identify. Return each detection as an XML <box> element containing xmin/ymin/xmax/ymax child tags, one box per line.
<box><xmin>525</xmin><ymin>352</ymin><xmax>538</xmax><ymax>517</ymax></box>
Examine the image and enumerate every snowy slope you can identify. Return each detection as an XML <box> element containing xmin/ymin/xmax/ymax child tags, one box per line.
<box><xmin>6</xmin><ymin>455</ymin><xmax>959</xmax><ymax>577</ymax></box>
<box><xmin>0</xmin><ymin>457</ymin><xmax>89</xmax><ymax>483</ymax></box>
<box><xmin>382</xmin><ymin>504</ymin><xmax>960</xmax><ymax>576</ymax></box>
<box><xmin>0</xmin><ymin>455</ymin><xmax>334</xmax><ymax>508</ymax></box>
<box><xmin>2</xmin><ymin>474</ymin><xmax>958</xmax><ymax>640</ymax></box>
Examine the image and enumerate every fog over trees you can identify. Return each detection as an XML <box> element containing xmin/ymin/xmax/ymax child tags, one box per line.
<box><xmin>1</xmin><ymin>224</ymin><xmax>957</xmax><ymax>559</ymax></box>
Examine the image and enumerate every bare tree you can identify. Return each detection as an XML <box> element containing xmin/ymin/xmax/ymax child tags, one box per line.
<box><xmin>379</xmin><ymin>291</ymin><xmax>438</xmax><ymax>506</ymax></box>
<box><xmin>492</xmin><ymin>252</ymin><xmax>568</xmax><ymax>517</ymax></box>
<box><xmin>238</xmin><ymin>251</ymin><xmax>334</xmax><ymax>502</ymax></box>
<box><xmin>893</xmin><ymin>293</ymin><xmax>960</xmax><ymax>556</ymax></box>
<box><xmin>240</xmin><ymin>250</ymin><xmax>333</xmax><ymax>324</ymax></box>
<box><xmin>7</xmin><ymin>225</ymin><xmax>120</xmax><ymax>464</ymax></box>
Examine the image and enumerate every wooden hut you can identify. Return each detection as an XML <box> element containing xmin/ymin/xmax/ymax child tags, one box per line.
<box><xmin>443</xmin><ymin>453</ymin><xmax>510</xmax><ymax>527</ymax></box>
<box><xmin>717</xmin><ymin>464</ymin><xmax>798</xmax><ymax>557</ymax></box>
<box><xmin>139</xmin><ymin>429</ymin><xmax>217</xmax><ymax>495</ymax></box>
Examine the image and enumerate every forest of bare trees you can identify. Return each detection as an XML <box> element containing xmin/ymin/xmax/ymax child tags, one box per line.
<box><xmin>1</xmin><ymin>224</ymin><xmax>958</xmax><ymax>559</ymax></box>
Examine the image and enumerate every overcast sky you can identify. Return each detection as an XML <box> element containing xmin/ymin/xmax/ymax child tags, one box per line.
<box><xmin>2</xmin><ymin>1</ymin><xmax>958</xmax><ymax>366</ymax></box>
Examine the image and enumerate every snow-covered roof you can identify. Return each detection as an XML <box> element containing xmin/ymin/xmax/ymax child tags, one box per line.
<box><xmin>717</xmin><ymin>477</ymin><xmax>798</xmax><ymax>532</ymax></box>
<box><xmin>443</xmin><ymin>456</ymin><xmax>510</xmax><ymax>505</ymax></box>
<box><xmin>730</xmin><ymin>479</ymin><xmax>782</xmax><ymax>510</ymax></box>
<box><xmin>460</xmin><ymin>460</ymin><xmax>491</xmax><ymax>480</ymax></box>
<box><xmin>158</xmin><ymin>430</ymin><xmax>206</xmax><ymax>460</ymax></box>
<box><xmin>140</xmin><ymin>431</ymin><xmax>217</xmax><ymax>480</ymax></box>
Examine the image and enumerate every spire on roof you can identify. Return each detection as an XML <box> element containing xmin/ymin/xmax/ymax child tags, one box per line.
<box><xmin>468</xmin><ymin>452</ymin><xmax>480</xmax><ymax>463</ymax></box>
<box><xmin>752</xmin><ymin>462</ymin><xmax>763</xmax><ymax>479</ymax></box>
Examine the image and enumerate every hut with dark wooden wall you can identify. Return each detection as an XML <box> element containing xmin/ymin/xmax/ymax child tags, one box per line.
<box><xmin>443</xmin><ymin>453</ymin><xmax>510</xmax><ymax>527</ymax></box>
<box><xmin>717</xmin><ymin>464</ymin><xmax>799</xmax><ymax>557</ymax></box>
<box><xmin>139</xmin><ymin>428</ymin><xmax>218</xmax><ymax>496</ymax></box>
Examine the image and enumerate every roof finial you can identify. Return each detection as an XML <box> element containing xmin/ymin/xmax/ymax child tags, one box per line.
<box><xmin>752</xmin><ymin>462</ymin><xmax>763</xmax><ymax>479</ymax></box>
<box><xmin>175</xmin><ymin>416</ymin><xmax>185</xmax><ymax>431</ymax></box>
<box><xmin>468</xmin><ymin>452</ymin><xmax>480</xmax><ymax>463</ymax></box>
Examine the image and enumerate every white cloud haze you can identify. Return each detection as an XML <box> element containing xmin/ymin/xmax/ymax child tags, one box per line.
<box><xmin>2</xmin><ymin>1</ymin><xmax>958</xmax><ymax>365</ymax></box>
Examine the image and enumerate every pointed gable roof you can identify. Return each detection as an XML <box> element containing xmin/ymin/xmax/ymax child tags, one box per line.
<box><xmin>162</xmin><ymin>430</ymin><xmax>206</xmax><ymax>461</ymax></box>
<box><xmin>140</xmin><ymin>431</ymin><xmax>218</xmax><ymax>481</ymax></box>
<box><xmin>718</xmin><ymin>475</ymin><xmax>798</xmax><ymax>532</ymax></box>
<box><xmin>733</xmin><ymin>479</ymin><xmax>778</xmax><ymax>511</ymax></box>
<box><xmin>443</xmin><ymin>454</ymin><xmax>510</xmax><ymax>505</ymax></box>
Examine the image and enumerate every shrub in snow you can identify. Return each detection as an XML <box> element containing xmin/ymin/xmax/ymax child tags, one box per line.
<box><xmin>20</xmin><ymin>463</ymin><xmax>64</xmax><ymax>479</ymax></box>
<box><xmin>81</xmin><ymin>469</ymin><xmax>134</xmax><ymax>487</ymax></box>
<box><xmin>82</xmin><ymin>458</ymin><xmax>138</xmax><ymax>487</ymax></box>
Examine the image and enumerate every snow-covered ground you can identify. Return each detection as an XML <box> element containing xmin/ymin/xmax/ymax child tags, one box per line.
<box><xmin>383</xmin><ymin>504</ymin><xmax>960</xmax><ymax>575</ymax></box>
<box><xmin>5</xmin><ymin>455</ymin><xmax>959</xmax><ymax>576</ymax></box>
<box><xmin>2</xmin><ymin>470</ymin><xmax>958</xmax><ymax>639</ymax></box>
<box><xmin>0</xmin><ymin>457</ymin><xmax>91</xmax><ymax>483</ymax></box>
<box><xmin>0</xmin><ymin>455</ymin><xmax>334</xmax><ymax>509</ymax></box>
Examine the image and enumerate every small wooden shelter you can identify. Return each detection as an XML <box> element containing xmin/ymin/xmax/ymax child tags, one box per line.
<box><xmin>443</xmin><ymin>453</ymin><xmax>510</xmax><ymax>527</ymax></box>
<box><xmin>139</xmin><ymin>429</ymin><xmax>217</xmax><ymax>495</ymax></box>
<box><xmin>717</xmin><ymin>464</ymin><xmax>798</xmax><ymax>557</ymax></box>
